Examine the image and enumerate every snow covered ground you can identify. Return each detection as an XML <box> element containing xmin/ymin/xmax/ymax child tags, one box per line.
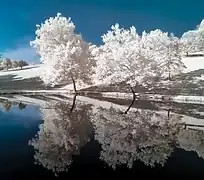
<box><xmin>0</xmin><ymin>55</ymin><xmax>202</xmax><ymax>97</ymax></box>
<box><xmin>0</xmin><ymin>64</ymin><xmax>44</xmax><ymax>80</ymax></box>
<box><xmin>91</xmin><ymin>92</ymin><xmax>204</xmax><ymax>105</ymax></box>
<box><xmin>0</xmin><ymin>54</ymin><xmax>202</xmax><ymax>81</ymax></box>
<box><xmin>173</xmin><ymin>95</ymin><xmax>204</xmax><ymax>104</ymax></box>
<box><xmin>0</xmin><ymin>89</ymin><xmax>71</xmax><ymax>94</ymax></box>
<box><xmin>182</xmin><ymin>56</ymin><xmax>204</xmax><ymax>72</ymax></box>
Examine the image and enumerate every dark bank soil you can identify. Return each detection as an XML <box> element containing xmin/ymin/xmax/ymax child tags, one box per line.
<box><xmin>0</xmin><ymin>75</ymin><xmax>45</xmax><ymax>90</ymax></box>
<box><xmin>80</xmin><ymin>69</ymin><xmax>204</xmax><ymax>96</ymax></box>
<box><xmin>1</xmin><ymin>68</ymin><xmax>204</xmax><ymax>97</ymax></box>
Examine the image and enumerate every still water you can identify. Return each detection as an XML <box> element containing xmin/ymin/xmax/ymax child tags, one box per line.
<box><xmin>0</xmin><ymin>95</ymin><xmax>204</xmax><ymax>179</ymax></box>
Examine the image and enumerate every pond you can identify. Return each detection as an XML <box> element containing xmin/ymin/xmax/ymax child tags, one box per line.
<box><xmin>0</xmin><ymin>94</ymin><xmax>204</xmax><ymax>179</ymax></box>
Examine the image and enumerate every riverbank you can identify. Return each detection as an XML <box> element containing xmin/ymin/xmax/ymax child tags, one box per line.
<box><xmin>4</xmin><ymin>93</ymin><xmax>203</xmax><ymax>129</ymax></box>
<box><xmin>80</xmin><ymin>91</ymin><xmax>204</xmax><ymax>105</ymax></box>
<box><xmin>0</xmin><ymin>89</ymin><xmax>204</xmax><ymax>105</ymax></box>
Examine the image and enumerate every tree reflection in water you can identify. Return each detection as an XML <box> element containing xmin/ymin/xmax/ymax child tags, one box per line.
<box><xmin>3</xmin><ymin>100</ymin><xmax>12</xmax><ymax>112</ymax></box>
<box><xmin>0</xmin><ymin>99</ymin><xmax>27</xmax><ymax>112</ymax></box>
<box><xmin>28</xmin><ymin>96</ymin><xmax>204</xmax><ymax>175</ymax></box>
<box><xmin>91</xmin><ymin>107</ymin><xmax>183</xmax><ymax>169</ymax></box>
<box><xmin>29</xmin><ymin>97</ymin><xmax>93</xmax><ymax>175</ymax></box>
<box><xmin>18</xmin><ymin>101</ymin><xmax>27</xmax><ymax>110</ymax></box>
<box><xmin>178</xmin><ymin>128</ymin><xmax>204</xmax><ymax>159</ymax></box>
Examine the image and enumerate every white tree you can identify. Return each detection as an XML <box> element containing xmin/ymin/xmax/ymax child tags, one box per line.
<box><xmin>2</xmin><ymin>58</ymin><xmax>12</xmax><ymax>71</ymax></box>
<box><xmin>93</xmin><ymin>24</ymin><xmax>159</xmax><ymax>89</ymax></box>
<box><xmin>92</xmin><ymin>24</ymin><xmax>161</xmax><ymax>113</ymax></box>
<box><xmin>163</xmin><ymin>34</ymin><xmax>186</xmax><ymax>79</ymax></box>
<box><xmin>141</xmin><ymin>30</ymin><xmax>186</xmax><ymax>80</ymax></box>
<box><xmin>181</xmin><ymin>19</ymin><xmax>204</xmax><ymax>55</ymax></box>
<box><xmin>30</xmin><ymin>13</ymin><xmax>96</xmax><ymax>93</ymax></box>
<box><xmin>29</xmin><ymin>99</ymin><xmax>93</xmax><ymax>175</ymax></box>
<box><xmin>92</xmin><ymin>25</ymin><xmax>185</xmax><ymax>112</ymax></box>
<box><xmin>29</xmin><ymin>124</ymin><xmax>73</xmax><ymax>175</ymax></box>
<box><xmin>93</xmin><ymin>25</ymin><xmax>186</xmax><ymax>87</ymax></box>
<box><xmin>12</xmin><ymin>60</ymin><xmax>19</xmax><ymax>69</ymax></box>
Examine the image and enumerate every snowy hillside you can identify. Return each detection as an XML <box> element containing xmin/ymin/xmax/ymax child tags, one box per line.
<box><xmin>0</xmin><ymin>56</ymin><xmax>202</xmax><ymax>93</ymax></box>
<box><xmin>182</xmin><ymin>56</ymin><xmax>204</xmax><ymax>72</ymax></box>
<box><xmin>0</xmin><ymin>64</ymin><xmax>44</xmax><ymax>79</ymax></box>
<box><xmin>0</xmin><ymin>55</ymin><xmax>202</xmax><ymax>81</ymax></box>
<box><xmin>0</xmin><ymin>64</ymin><xmax>47</xmax><ymax>90</ymax></box>
<box><xmin>0</xmin><ymin>64</ymin><xmax>44</xmax><ymax>80</ymax></box>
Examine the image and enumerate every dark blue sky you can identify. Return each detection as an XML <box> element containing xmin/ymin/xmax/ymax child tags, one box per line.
<box><xmin>0</xmin><ymin>0</ymin><xmax>203</xmax><ymax>62</ymax></box>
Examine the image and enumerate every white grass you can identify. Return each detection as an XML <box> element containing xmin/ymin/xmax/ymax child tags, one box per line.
<box><xmin>99</xmin><ymin>92</ymin><xmax>204</xmax><ymax>104</ymax></box>
<box><xmin>182</xmin><ymin>56</ymin><xmax>204</xmax><ymax>72</ymax></box>
<box><xmin>173</xmin><ymin>95</ymin><xmax>204</xmax><ymax>104</ymax></box>
<box><xmin>196</xmin><ymin>75</ymin><xmax>204</xmax><ymax>80</ymax></box>
<box><xmin>0</xmin><ymin>56</ymin><xmax>202</xmax><ymax>81</ymax></box>
<box><xmin>0</xmin><ymin>64</ymin><xmax>44</xmax><ymax>80</ymax></box>
<box><xmin>0</xmin><ymin>89</ymin><xmax>72</xmax><ymax>95</ymax></box>
<box><xmin>11</xmin><ymin>89</ymin><xmax>70</xmax><ymax>93</ymax></box>
<box><xmin>182</xmin><ymin>115</ymin><xmax>204</xmax><ymax>126</ymax></box>
<box><xmin>60</xmin><ymin>83</ymin><xmax>91</xmax><ymax>90</ymax></box>
<box><xmin>0</xmin><ymin>55</ymin><xmax>202</xmax><ymax>96</ymax></box>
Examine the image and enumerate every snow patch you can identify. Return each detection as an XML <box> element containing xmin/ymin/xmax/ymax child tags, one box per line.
<box><xmin>196</xmin><ymin>75</ymin><xmax>204</xmax><ymax>81</ymax></box>
<box><xmin>0</xmin><ymin>64</ymin><xmax>45</xmax><ymax>80</ymax></box>
<box><xmin>60</xmin><ymin>83</ymin><xmax>91</xmax><ymax>91</ymax></box>
<box><xmin>182</xmin><ymin>56</ymin><xmax>204</xmax><ymax>72</ymax></box>
<box><xmin>173</xmin><ymin>95</ymin><xmax>204</xmax><ymax>104</ymax></box>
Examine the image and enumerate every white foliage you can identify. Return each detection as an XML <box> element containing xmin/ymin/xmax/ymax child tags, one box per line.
<box><xmin>141</xmin><ymin>30</ymin><xmax>185</xmax><ymax>78</ymax></box>
<box><xmin>28</xmin><ymin>98</ymin><xmax>204</xmax><ymax>173</ymax></box>
<box><xmin>92</xmin><ymin>24</ymin><xmax>185</xmax><ymax>87</ymax></box>
<box><xmin>30</xmin><ymin>13</ymin><xmax>95</xmax><ymax>87</ymax></box>
<box><xmin>91</xmin><ymin>107</ymin><xmax>182</xmax><ymax>169</ymax></box>
<box><xmin>181</xmin><ymin>19</ymin><xmax>204</xmax><ymax>54</ymax></box>
<box><xmin>12</xmin><ymin>60</ymin><xmax>19</xmax><ymax>68</ymax></box>
<box><xmin>178</xmin><ymin>129</ymin><xmax>204</xmax><ymax>159</ymax></box>
<box><xmin>29</xmin><ymin>100</ymin><xmax>93</xmax><ymax>175</ymax></box>
<box><xmin>29</xmin><ymin>124</ymin><xmax>72</xmax><ymax>174</ymax></box>
<box><xmin>2</xmin><ymin>58</ymin><xmax>12</xmax><ymax>70</ymax></box>
<box><xmin>93</xmin><ymin>24</ymin><xmax>148</xmax><ymax>86</ymax></box>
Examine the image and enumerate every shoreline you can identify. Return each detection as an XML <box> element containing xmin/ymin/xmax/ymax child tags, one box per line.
<box><xmin>0</xmin><ymin>90</ymin><xmax>203</xmax><ymax>105</ymax></box>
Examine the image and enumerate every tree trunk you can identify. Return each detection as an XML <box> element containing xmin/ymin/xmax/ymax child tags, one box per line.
<box><xmin>70</xmin><ymin>94</ymin><xmax>77</xmax><ymax>113</ymax></box>
<box><xmin>167</xmin><ymin>109</ymin><xmax>171</xmax><ymax>118</ymax></box>
<box><xmin>124</xmin><ymin>85</ymin><xmax>136</xmax><ymax>114</ymax></box>
<box><xmin>168</xmin><ymin>71</ymin><xmax>171</xmax><ymax>81</ymax></box>
<box><xmin>167</xmin><ymin>69</ymin><xmax>171</xmax><ymax>95</ymax></box>
<box><xmin>71</xmin><ymin>75</ymin><xmax>77</xmax><ymax>94</ymax></box>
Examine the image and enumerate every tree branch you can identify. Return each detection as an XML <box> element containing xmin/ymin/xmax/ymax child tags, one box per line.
<box><xmin>123</xmin><ymin>64</ymin><xmax>131</xmax><ymax>70</ymax></box>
